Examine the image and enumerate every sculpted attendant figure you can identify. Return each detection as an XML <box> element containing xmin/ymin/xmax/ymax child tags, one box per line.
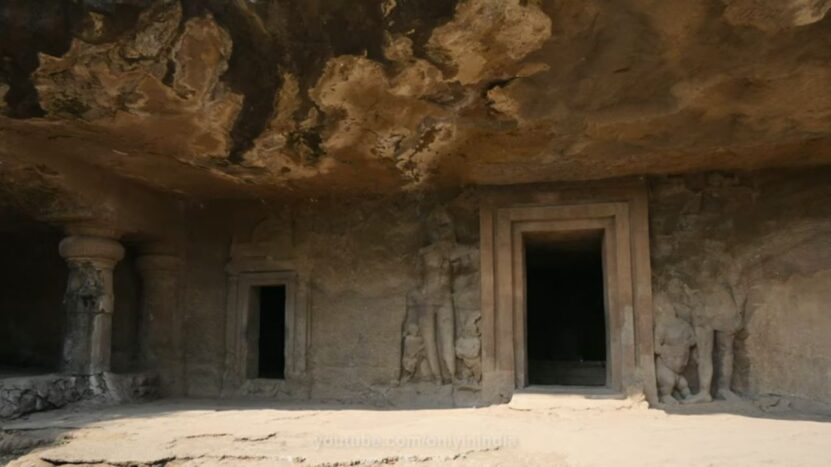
<box><xmin>686</xmin><ymin>255</ymin><xmax>745</xmax><ymax>403</ymax></box>
<box><xmin>406</xmin><ymin>208</ymin><xmax>477</xmax><ymax>384</ymax></box>
<box><xmin>655</xmin><ymin>313</ymin><xmax>695</xmax><ymax>404</ymax></box>
<box><xmin>415</xmin><ymin>209</ymin><xmax>457</xmax><ymax>384</ymax></box>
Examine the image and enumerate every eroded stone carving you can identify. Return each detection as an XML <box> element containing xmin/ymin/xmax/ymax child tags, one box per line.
<box><xmin>64</xmin><ymin>262</ymin><xmax>105</xmax><ymax>314</ymax></box>
<box><xmin>686</xmin><ymin>253</ymin><xmax>746</xmax><ymax>403</ymax></box>
<box><xmin>653</xmin><ymin>242</ymin><xmax>748</xmax><ymax>404</ymax></box>
<box><xmin>455</xmin><ymin>313</ymin><xmax>482</xmax><ymax>385</ymax></box>
<box><xmin>654</xmin><ymin>305</ymin><xmax>695</xmax><ymax>404</ymax></box>
<box><xmin>62</xmin><ymin>263</ymin><xmax>107</xmax><ymax>374</ymax></box>
<box><xmin>400</xmin><ymin>322</ymin><xmax>427</xmax><ymax>383</ymax></box>
<box><xmin>401</xmin><ymin>208</ymin><xmax>479</xmax><ymax>385</ymax></box>
<box><xmin>228</xmin><ymin>213</ymin><xmax>294</xmax><ymax>272</ymax></box>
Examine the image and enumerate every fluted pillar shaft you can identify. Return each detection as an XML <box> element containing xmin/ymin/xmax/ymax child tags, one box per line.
<box><xmin>59</xmin><ymin>235</ymin><xmax>125</xmax><ymax>375</ymax></box>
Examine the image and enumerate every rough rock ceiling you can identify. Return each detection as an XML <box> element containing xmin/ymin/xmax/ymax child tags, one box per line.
<box><xmin>1</xmin><ymin>0</ymin><xmax>831</xmax><ymax>200</ymax></box>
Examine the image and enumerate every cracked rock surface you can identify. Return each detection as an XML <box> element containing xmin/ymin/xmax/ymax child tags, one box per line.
<box><xmin>3</xmin><ymin>398</ymin><xmax>831</xmax><ymax>466</ymax></box>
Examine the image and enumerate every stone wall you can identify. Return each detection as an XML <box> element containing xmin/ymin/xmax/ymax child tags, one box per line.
<box><xmin>293</xmin><ymin>195</ymin><xmax>426</xmax><ymax>402</ymax></box>
<box><xmin>179</xmin><ymin>192</ymin><xmax>481</xmax><ymax>404</ymax></box>
<box><xmin>174</xmin><ymin>168</ymin><xmax>831</xmax><ymax>407</ymax></box>
<box><xmin>649</xmin><ymin>168</ymin><xmax>831</xmax><ymax>405</ymax></box>
<box><xmin>179</xmin><ymin>206</ymin><xmax>234</xmax><ymax>397</ymax></box>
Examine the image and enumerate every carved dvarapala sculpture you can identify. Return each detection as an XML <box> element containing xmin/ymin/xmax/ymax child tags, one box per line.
<box><xmin>455</xmin><ymin>313</ymin><xmax>482</xmax><ymax>384</ymax></box>
<box><xmin>686</xmin><ymin>255</ymin><xmax>745</xmax><ymax>403</ymax></box>
<box><xmin>655</xmin><ymin>312</ymin><xmax>695</xmax><ymax>404</ymax></box>
<box><xmin>654</xmin><ymin>280</ymin><xmax>696</xmax><ymax>404</ymax></box>
<box><xmin>400</xmin><ymin>322</ymin><xmax>427</xmax><ymax>382</ymax></box>
<box><xmin>401</xmin><ymin>208</ymin><xmax>476</xmax><ymax>384</ymax></box>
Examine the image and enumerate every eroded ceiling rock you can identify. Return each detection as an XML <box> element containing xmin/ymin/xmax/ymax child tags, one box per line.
<box><xmin>33</xmin><ymin>0</ymin><xmax>242</xmax><ymax>161</ymax></box>
<box><xmin>723</xmin><ymin>0</ymin><xmax>831</xmax><ymax>31</ymax></box>
<box><xmin>309</xmin><ymin>55</ymin><xmax>455</xmax><ymax>187</ymax></box>
<box><xmin>426</xmin><ymin>0</ymin><xmax>552</xmax><ymax>85</ymax></box>
<box><xmin>241</xmin><ymin>72</ymin><xmax>331</xmax><ymax>181</ymax></box>
<box><xmin>236</xmin><ymin>0</ymin><xmax>551</xmax><ymax>189</ymax></box>
<box><xmin>0</xmin><ymin>159</ymin><xmax>81</xmax><ymax>220</ymax></box>
<box><xmin>1</xmin><ymin>0</ymin><xmax>831</xmax><ymax>202</ymax></box>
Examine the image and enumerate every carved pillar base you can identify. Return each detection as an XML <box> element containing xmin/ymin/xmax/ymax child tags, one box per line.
<box><xmin>59</xmin><ymin>235</ymin><xmax>125</xmax><ymax>375</ymax></box>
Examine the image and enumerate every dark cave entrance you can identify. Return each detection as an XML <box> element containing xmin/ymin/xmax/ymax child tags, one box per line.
<box><xmin>525</xmin><ymin>232</ymin><xmax>607</xmax><ymax>386</ymax></box>
<box><xmin>0</xmin><ymin>216</ymin><xmax>66</xmax><ymax>377</ymax></box>
<box><xmin>255</xmin><ymin>285</ymin><xmax>286</xmax><ymax>380</ymax></box>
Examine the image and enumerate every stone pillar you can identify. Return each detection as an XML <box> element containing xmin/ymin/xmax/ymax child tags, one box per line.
<box><xmin>136</xmin><ymin>253</ymin><xmax>184</xmax><ymax>395</ymax></box>
<box><xmin>59</xmin><ymin>235</ymin><xmax>125</xmax><ymax>375</ymax></box>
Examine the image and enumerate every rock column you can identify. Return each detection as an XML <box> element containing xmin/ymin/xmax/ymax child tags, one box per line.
<box><xmin>136</xmin><ymin>253</ymin><xmax>185</xmax><ymax>395</ymax></box>
<box><xmin>59</xmin><ymin>235</ymin><xmax>125</xmax><ymax>375</ymax></box>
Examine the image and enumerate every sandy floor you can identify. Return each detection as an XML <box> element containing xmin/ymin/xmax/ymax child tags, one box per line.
<box><xmin>2</xmin><ymin>393</ymin><xmax>831</xmax><ymax>467</ymax></box>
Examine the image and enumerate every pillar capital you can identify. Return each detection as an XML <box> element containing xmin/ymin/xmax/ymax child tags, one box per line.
<box><xmin>59</xmin><ymin>235</ymin><xmax>125</xmax><ymax>269</ymax></box>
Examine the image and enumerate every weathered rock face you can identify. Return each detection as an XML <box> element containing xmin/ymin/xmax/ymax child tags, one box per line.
<box><xmin>0</xmin><ymin>0</ymin><xmax>830</xmax><ymax>413</ymax></box>
<box><xmin>722</xmin><ymin>0</ymin><xmax>831</xmax><ymax>31</ymax></box>
<box><xmin>0</xmin><ymin>374</ymin><xmax>89</xmax><ymax>419</ymax></box>
<box><xmin>0</xmin><ymin>372</ymin><xmax>157</xmax><ymax>420</ymax></box>
<box><xmin>2</xmin><ymin>0</ymin><xmax>831</xmax><ymax>202</ymax></box>
<box><xmin>33</xmin><ymin>1</ymin><xmax>242</xmax><ymax>164</ymax></box>
<box><xmin>650</xmin><ymin>168</ymin><xmax>831</xmax><ymax>404</ymax></box>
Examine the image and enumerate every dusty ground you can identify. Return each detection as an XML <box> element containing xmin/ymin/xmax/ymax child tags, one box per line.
<box><xmin>2</xmin><ymin>392</ymin><xmax>831</xmax><ymax>467</ymax></box>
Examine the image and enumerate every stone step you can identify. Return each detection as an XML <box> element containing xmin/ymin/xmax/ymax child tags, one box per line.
<box><xmin>508</xmin><ymin>385</ymin><xmax>645</xmax><ymax>411</ymax></box>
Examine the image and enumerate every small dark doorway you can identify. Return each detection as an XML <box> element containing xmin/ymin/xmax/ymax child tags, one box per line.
<box><xmin>525</xmin><ymin>232</ymin><xmax>606</xmax><ymax>386</ymax></box>
<box><xmin>255</xmin><ymin>285</ymin><xmax>286</xmax><ymax>379</ymax></box>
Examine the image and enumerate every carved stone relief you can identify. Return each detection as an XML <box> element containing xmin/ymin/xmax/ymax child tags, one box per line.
<box><xmin>654</xmin><ymin>247</ymin><xmax>749</xmax><ymax>404</ymax></box>
<box><xmin>654</xmin><ymin>289</ymin><xmax>695</xmax><ymax>404</ymax></box>
<box><xmin>651</xmin><ymin>174</ymin><xmax>757</xmax><ymax>404</ymax></box>
<box><xmin>400</xmin><ymin>208</ymin><xmax>481</xmax><ymax>388</ymax></box>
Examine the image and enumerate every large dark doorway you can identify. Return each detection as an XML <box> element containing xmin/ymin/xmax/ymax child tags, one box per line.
<box><xmin>525</xmin><ymin>232</ymin><xmax>606</xmax><ymax>386</ymax></box>
<box><xmin>256</xmin><ymin>285</ymin><xmax>286</xmax><ymax>379</ymax></box>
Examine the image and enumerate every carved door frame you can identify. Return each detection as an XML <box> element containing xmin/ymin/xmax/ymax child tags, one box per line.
<box><xmin>478</xmin><ymin>181</ymin><xmax>657</xmax><ymax>404</ymax></box>
<box><xmin>221</xmin><ymin>218</ymin><xmax>310</xmax><ymax>397</ymax></box>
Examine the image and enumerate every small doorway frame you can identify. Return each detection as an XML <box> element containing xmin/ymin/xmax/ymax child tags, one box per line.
<box><xmin>221</xmin><ymin>216</ymin><xmax>310</xmax><ymax>396</ymax></box>
<box><xmin>479</xmin><ymin>181</ymin><xmax>656</xmax><ymax>404</ymax></box>
<box><xmin>243</xmin><ymin>278</ymin><xmax>292</xmax><ymax>380</ymax></box>
<box><xmin>225</xmin><ymin>271</ymin><xmax>307</xmax><ymax>385</ymax></box>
